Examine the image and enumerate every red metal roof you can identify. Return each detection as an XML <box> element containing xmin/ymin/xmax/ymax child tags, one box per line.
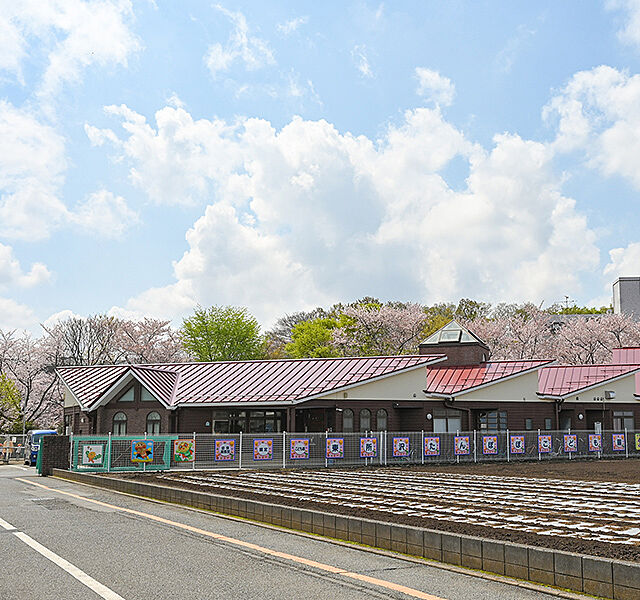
<box><xmin>612</xmin><ymin>348</ymin><xmax>640</xmax><ymax>365</ymax></box>
<box><xmin>424</xmin><ymin>360</ymin><xmax>552</xmax><ymax>396</ymax></box>
<box><xmin>537</xmin><ymin>364</ymin><xmax>640</xmax><ymax>397</ymax></box>
<box><xmin>58</xmin><ymin>355</ymin><xmax>445</xmax><ymax>410</ymax></box>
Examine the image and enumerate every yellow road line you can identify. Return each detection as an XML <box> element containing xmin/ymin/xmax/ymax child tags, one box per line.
<box><xmin>17</xmin><ymin>477</ymin><xmax>446</xmax><ymax>600</ymax></box>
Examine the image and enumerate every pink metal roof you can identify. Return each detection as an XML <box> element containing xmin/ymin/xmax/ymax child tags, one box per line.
<box><xmin>424</xmin><ymin>360</ymin><xmax>552</xmax><ymax>396</ymax></box>
<box><xmin>58</xmin><ymin>355</ymin><xmax>445</xmax><ymax>410</ymax></box>
<box><xmin>537</xmin><ymin>364</ymin><xmax>640</xmax><ymax>397</ymax></box>
<box><xmin>612</xmin><ymin>348</ymin><xmax>640</xmax><ymax>365</ymax></box>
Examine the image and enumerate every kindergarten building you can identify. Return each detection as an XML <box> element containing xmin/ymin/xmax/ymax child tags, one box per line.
<box><xmin>58</xmin><ymin>321</ymin><xmax>640</xmax><ymax>435</ymax></box>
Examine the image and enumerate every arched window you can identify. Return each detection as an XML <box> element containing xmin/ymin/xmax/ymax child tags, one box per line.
<box><xmin>113</xmin><ymin>412</ymin><xmax>127</xmax><ymax>435</ymax></box>
<box><xmin>146</xmin><ymin>411</ymin><xmax>161</xmax><ymax>435</ymax></box>
<box><xmin>376</xmin><ymin>409</ymin><xmax>388</xmax><ymax>431</ymax></box>
<box><xmin>342</xmin><ymin>408</ymin><xmax>354</xmax><ymax>432</ymax></box>
<box><xmin>359</xmin><ymin>408</ymin><xmax>371</xmax><ymax>432</ymax></box>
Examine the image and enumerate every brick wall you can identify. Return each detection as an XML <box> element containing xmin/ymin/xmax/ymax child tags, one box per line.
<box><xmin>40</xmin><ymin>436</ymin><xmax>70</xmax><ymax>476</ymax></box>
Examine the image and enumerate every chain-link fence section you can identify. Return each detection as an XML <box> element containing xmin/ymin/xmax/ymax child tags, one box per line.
<box><xmin>67</xmin><ymin>428</ymin><xmax>640</xmax><ymax>473</ymax></box>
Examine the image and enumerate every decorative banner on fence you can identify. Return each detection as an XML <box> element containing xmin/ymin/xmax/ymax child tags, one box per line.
<box><xmin>173</xmin><ymin>439</ymin><xmax>195</xmax><ymax>462</ymax></box>
<box><xmin>360</xmin><ymin>437</ymin><xmax>377</xmax><ymax>458</ymax></box>
<box><xmin>290</xmin><ymin>438</ymin><xmax>310</xmax><ymax>460</ymax></box>
<box><xmin>612</xmin><ymin>433</ymin><xmax>626</xmax><ymax>452</ymax></box>
<box><xmin>215</xmin><ymin>439</ymin><xmax>235</xmax><ymax>461</ymax></box>
<box><xmin>392</xmin><ymin>437</ymin><xmax>410</xmax><ymax>457</ymax></box>
<box><xmin>454</xmin><ymin>436</ymin><xmax>470</xmax><ymax>455</ymax></box>
<box><xmin>253</xmin><ymin>439</ymin><xmax>273</xmax><ymax>461</ymax></box>
<box><xmin>131</xmin><ymin>440</ymin><xmax>154</xmax><ymax>462</ymax></box>
<box><xmin>482</xmin><ymin>436</ymin><xmax>498</xmax><ymax>455</ymax></box>
<box><xmin>636</xmin><ymin>433</ymin><xmax>640</xmax><ymax>451</ymax></box>
<box><xmin>326</xmin><ymin>438</ymin><xmax>344</xmax><ymax>459</ymax></box>
<box><xmin>538</xmin><ymin>435</ymin><xmax>552</xmax><ymax>453</ymax></box>
<box><xmin>424</xmin><ymin>436</ymin><xmax>440</xmax><ymax>456</ymax></box>
<box><xmin>588</xmin><ymin>434</ymin><xmax>602</xmax><ymax>453</ymax></box>
<box><xmin>510</xmin><ymin>435</ymin><xmax>525</xmax><ymax>454</ymax></box>
<box><xmin>82</xmin><ymin>444</ymin><xmax>104</xmax><ymax>465</ymax></box>
<box><xmin>563</xmin><ymin>434</ymin><xmax>577</xmax><ymax>453</ymax></box>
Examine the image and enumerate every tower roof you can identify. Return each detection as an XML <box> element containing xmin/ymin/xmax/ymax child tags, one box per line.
<box><xmin>421</xmin><ymin>319</ymin><xmax>488</xmax><ymax>347</ymax></box>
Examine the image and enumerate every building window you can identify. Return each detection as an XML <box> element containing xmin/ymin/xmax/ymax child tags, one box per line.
<box><xmin>113</xmin><ymin>412</ymin><xmax>127</xmax><ymax>435</ymax></box>
<box><xmin>613</xmin><ymin>411</ymin><xmax>634</xmax><ymax>430</ymax></box>
<box><xmin>119</xmin><ymin>387</ymin><xmax>134</xmax><ymax>402</ymax></box>
<box><xmin>433</xmin><ymin>408</ymin><xmax>462</xmax><ymax>433</ymax></box>
<box><xmin>342</xmin><ymin>409</ymin><xmax>354</xmax><ymax>432</ymax></box>
<box><xmin>359</xmin><ymin>408</ymin><xmax>371</xmax><ymax>432</ymax></box>
<box><xmin>141</xmin><ymin>387</ymin><xmax>156</xmax><ymax>402</ymax></box>
<box><xmin>146</xmin><ymin>411</ymin><xmax>161</xmax><ymax>435</ymax></box>
<box><xmin>544</xmin><ymin>418</ymin><xmax>552</xmax><ymax>430</ymax></box>
<box><xmin>525</xmin><ymin>418</ymin><xmax>533</xmax><ymax>430</ymax></box>
<box><xmin>376</xmin><ymin>409</ymin><xmax>388</xmax><ymax>431</ymax></box>
<box><xmin>477</xmin><ymin>410</ymin><xmax>507</xmax><ymax>431</ymax></box>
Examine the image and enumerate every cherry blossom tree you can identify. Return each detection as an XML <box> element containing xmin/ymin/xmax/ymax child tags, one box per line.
<box><xmin>117</xmin><ymin>318</ymin><xmax>187</xmax><ymax>363</ymax></box>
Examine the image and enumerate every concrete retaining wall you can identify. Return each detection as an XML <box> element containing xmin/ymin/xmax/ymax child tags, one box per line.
<box><xmin>52</xmin><ymin>469</ymin><xmax>638</xmax><ymax>599</ymax></box>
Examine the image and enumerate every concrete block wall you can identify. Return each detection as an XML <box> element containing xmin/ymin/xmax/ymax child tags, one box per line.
<box><xmin>52</xmin><ymin>470</ymin><xmax>637</xmax><ymax>599</ymax></box>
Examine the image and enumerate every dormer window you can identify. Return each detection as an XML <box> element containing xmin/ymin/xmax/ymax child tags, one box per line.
<box><xmin>119</xmin><ymin>388</ymin><xmax>134</xmax><ymax>402</ymax></box>
<box><xmin>141</xmin><ymin>387</ymin><xmax>156</xmax><ymax>402</ymax></box>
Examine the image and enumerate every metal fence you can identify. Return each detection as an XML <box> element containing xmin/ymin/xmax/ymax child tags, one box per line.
<box><xmin>68</xmin><ymin>429</ymin><xmax>640</xmax><ymax>473</ymax></box>
<box><xmin>1</xmin><ymin>434</ymin><xmax>28</xmax><ymax>464</ymax></box>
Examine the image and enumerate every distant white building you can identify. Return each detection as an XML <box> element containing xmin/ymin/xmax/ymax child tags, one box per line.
<box><xmin>613</xmin><ymin>277</ymin><xmax>640</xmax><ymax>320</ymax></box>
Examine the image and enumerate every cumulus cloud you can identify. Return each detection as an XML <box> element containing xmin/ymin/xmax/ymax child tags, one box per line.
<box><xmin>0</xmin><ymin>243</ymin><xmax>51</xmax><ymax>290</ymax></box>
<box><xmin>42</xmin><ymin>309</ymin><xmax>81</xmax><ymax>329</ymax></box>
<box><xmin>0</xmin><ymin>297</ymin><xmax>38</xmax><ymax>331</ymax></box>
<box><xmin>72</xmin><ymin>190</ymin><xmax>140</xmax><ymax>238</ymax></box>
<box><xmin>94</xmin><ymin>103</ymin><xmax>600</xmax><ymax>325</ymax></box>
<box><xmin>605</xmin><ymin>242</ymin><xmax>640</xmax><ymax>277</ymax></box>
<box><xmin>415</xmin><ymin>68</ymin><xmax>455</xmax><ymax>106</ymax></box>
<box><xmin>608</xmin><ymin>0</ymin><xmax>640</xmax><ymax>49</ymax></box>
<box><xmin>205</xmin><ymin>4</ymin><xmax>275</xmax><ymax>77</ymax></box>
<box><xmin>544</xmin><ymin>65</ymin><xmax>640</xmax><ymax>188</ymax></box>
<box><xmin>0</xmin><ymin>0</ymin><xmax>140</xmax><ymax>103</ymax></box>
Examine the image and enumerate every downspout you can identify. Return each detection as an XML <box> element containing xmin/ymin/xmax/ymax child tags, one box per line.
<box><xmin>443</xmin><ymin>397</ymin><xmax>472</xmax><ymax>430</ymax></box>
<box><xmin>554</xmin><ymin>398</ymin><xmax>564</xmax><ymax>430</ymax></box>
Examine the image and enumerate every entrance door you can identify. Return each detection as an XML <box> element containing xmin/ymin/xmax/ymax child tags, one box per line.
<box><xmin>295</xmin><ymin>408</ymin><xmax>326</xmax><ymax>432</ymax></box>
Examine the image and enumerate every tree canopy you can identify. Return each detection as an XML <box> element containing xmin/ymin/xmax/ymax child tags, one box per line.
<box><xmin>180</xmin><ymin>306</ymin><xmax>264</xmax><ymax>362</ymax></box>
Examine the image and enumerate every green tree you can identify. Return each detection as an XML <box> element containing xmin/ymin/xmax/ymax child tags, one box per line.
<box><xmin>180</xmin><ymin>306</ymin><xmax>264</xmax><ymax>361</ymax></box>
<box><xmin>0</xmin><ymin>374</ymin><xmax>20</xmax><ymax>432</ymax></box>
<box><xmin>286</xmin><ymin>318</ymin><xmax>340</xmax><ymax>358</ymax></box>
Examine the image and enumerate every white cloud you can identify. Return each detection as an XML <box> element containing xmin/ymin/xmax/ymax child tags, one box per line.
<box><xmin>0</xmin><ymin>0</ymin><xmax>139</xmax><ymax>103</ymax></box>
<box><xmin>0</xmin><ymin>297</ymin><xmax>38</xmax><ymax>331</ymax></box>
<box><xmin>97</xmin><ymin>102</ymin><xmax>600</xmax><ymax>325</ymax></box>
<box><xmin>0</xmin><ymin>101</ymin><xmax>68</xmax><ymax>240</ymax></box>
<box><xmin>42</xmin><ymin>309</ymin><xmax>80</xmax><ymax>329</ymax></box>
<box><xmin>72</xmin><ymin>190</ymin><xmax>140</xmax><ymax>238</ymax></box>
<box><xmin>277</xmin><ymin>15</ymin><xmax>308</xmax><ymax>36</ymax></box>
<box><xmin>205</xmin><ymin>4</ymin><xmax>275</xmax><ymax>77</ymax></box>
<box><xmin>0</xmin><ymin>243</ymin><xmax>51</xmax><ymax>290</ymax></box>
<box><xmin>605</xmin><ymin>241</ymin><xmax>640</xmax><ymax>278</ymax></box>
<box><xmin>352</xmin><ymin>45</ymin><xmax>373</xmax><ymax>78</ymax></box>
<box><xmin>544</xmin><ymin>65</ymin><xmax>640</xmax><ymax>187</ymax></box>
<box><xmin>608</xmin><ymin>0</ymin><xmax>640</xmax><ymax>49</ymax></box>
<box><xmin>415</xmin><ymin>68</ymin><xmax>455</xmax><ymax>106</ymax></box>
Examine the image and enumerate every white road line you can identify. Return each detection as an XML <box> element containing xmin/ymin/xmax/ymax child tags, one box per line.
<box><xmin>1</xmin><ymin>516</ymin><xmax>125</xmax><ymax>600</ymax></box>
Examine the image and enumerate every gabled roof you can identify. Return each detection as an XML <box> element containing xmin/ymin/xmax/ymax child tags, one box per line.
<box><xmin>537</xmin><ymin>364</ymin><xmax>640</xmax><ymax>398</ymax></box>
<box><xmin>612</xmin><ymin>348</ymin><xmax>640</xmax><ymax>365</ymax></box>
<box><xmin>57</xmin><ymin>354</ymin><xmax>446</xmax><ymax>411</ymax></box>
<box><xmin>420</xmin><ymin>319</ymin><xmax>487</xmax><ymax>347</ymax></box>
<box><xmin>424</xmin><ymin>360</ymin><xmax>552</xmax><ymax>396</ymax></box>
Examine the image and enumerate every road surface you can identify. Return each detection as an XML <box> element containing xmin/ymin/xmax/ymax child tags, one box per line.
<box><xmin>0</xmin><ymin>465</ymin><xmax>584</xmax><ymax>600</ymax></box>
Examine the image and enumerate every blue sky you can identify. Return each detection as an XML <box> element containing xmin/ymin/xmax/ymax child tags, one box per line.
<box><xmin>2</xmin><ymin>0</ymin><xmax>640</xmax><ymax>332</ymax></box>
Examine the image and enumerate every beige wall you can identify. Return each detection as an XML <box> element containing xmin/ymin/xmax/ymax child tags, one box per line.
<box><xmin>63</xmin><ymin>387</ymin><xmax>80</xmax><ymax>408</ymax></box>
<box><xmin>451</xmin><ymin>371</ymin><xmax>543</xmax><ymax>403</ymax></box>
<box><xmin>562</xmin><ymin>373</ymin><xmax>639</xmax><ymax>404</ymax></box>
<box><xmin>318</xmin><ymin>367</ymin><xmax>428</xmax><ymax>402</ymax></box>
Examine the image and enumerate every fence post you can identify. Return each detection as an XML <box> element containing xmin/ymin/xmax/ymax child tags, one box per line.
<box><xmin>239</xmin><ymin>431</ymin><xmax>243</xmax><ymax>469</ymax></box>
<box><xmin>473</xmin><ymin>430</ymin><xmax>477</xmax><ymax>463</ymax></box>
<box><xmin>193</xmin><ymin>432</ymin><xmax>196</xmax><ymax>470</ymax></box>
<box><xmin>626</xmin><ymin>427</ymin><xmax>629</xmax><ymax>458</ymax></box>
<box><xmin>325</xmin><ymin>430</ymin><xmax>328</xmax><ymax>468</ymax></box>
<box><xmin>69</xmin><ymin>433</ymin><xmax>74</xmax><ymax>470</ymax></box>
<box><xmin>383</xmin><ymin>430</ymin><xmax>387</xmax><ymax>466</ymax></box>
<box><xmin>506</xmin><ymin>429</ymin><xmax>510</xmax><ymax>462</ymax></box>
<box><xmin>538</xmin><ymin>429</ymin><xmax>541</xmax><ymax>461</ymax></box>
<box><xmin>282</xmin><ymin>431</ymin><xmax>286</xmax><ymax>469</ymax></box>
<box><xmin>107</xmin><ymin>432</ymin><xmax>111</xmax><ymax>473</ymax></box>
<box><xmin>421</xmin><ymin>430</ymin><xmax>424</xmax><ymax>465</ymax></box>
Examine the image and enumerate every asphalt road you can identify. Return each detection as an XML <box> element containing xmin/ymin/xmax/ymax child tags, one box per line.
<box><xmin>0</xmin><ymin>465</ymin><xmax>583</xmax><ymax>600</ymax></box>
